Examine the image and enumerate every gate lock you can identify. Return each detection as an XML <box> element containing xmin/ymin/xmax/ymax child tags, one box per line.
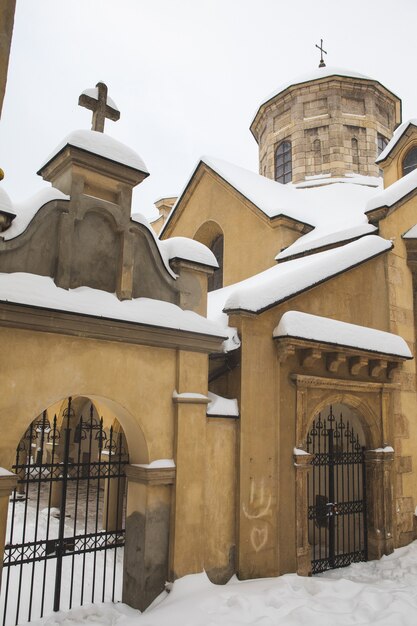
<box><xmin>326</xmin><ymin>502</ymin><xmax>339</xmax><ymax>517</ymax></box>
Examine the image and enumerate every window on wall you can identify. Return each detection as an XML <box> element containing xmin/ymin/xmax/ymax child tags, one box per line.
<box><xmin>275</xmin><ymin>140</ymin><xmax>292</xmax><ymax>184</ymax></box>
<box><xmin>208</xmin><ymin>234</ymin><xmax>224</xmax><ymax>292</ymax></box>
<box><xmin>403</xmin><ymin>147</ymin><xmax>417</xmax><ymax>177</ymax></box>
<box><xmin>351</xmin><ymin>137</ymin><xmax>359</xmax><ymax>171</ymax></box>
<box><xmin>377</xmin><ymin>133</ymin><xmax>388</xmax><ymax>156</ymax></box>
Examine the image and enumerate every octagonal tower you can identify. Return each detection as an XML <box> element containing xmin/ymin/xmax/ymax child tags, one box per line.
<box><xmin>250</xmin><ymin>67</ymin><xmax>402</xmax><ymax>185</ymax></box>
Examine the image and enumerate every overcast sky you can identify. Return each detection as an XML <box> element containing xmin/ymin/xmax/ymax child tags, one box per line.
<box><xmin>1</xmin><ymin>0</ymin><xmax>417</xmax><ymax>220</ymax></box>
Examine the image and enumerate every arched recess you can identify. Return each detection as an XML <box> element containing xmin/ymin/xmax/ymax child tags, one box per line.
<box><xmin>71</xmin><ymin>209</ymin><xmax>121</xmax><ymax>292</ymax></box>
<box><xmin>305</xmin><ymin>402</ymin><xmax>368</xmax><ymax>574</ymax></box>
<box><xmin>294</xmin><ymin>388</ymin><xmax>395</xmax><ymax>577</ymax></box>
<box><xmin>194</xmin><ymin>220</ymin><xmax>224</xmax><ymax>291</ymax></box>
<box><xmin>2</xmin><ymin>394</ymin><xmax>140</xmax><ymax>622</ymax></box>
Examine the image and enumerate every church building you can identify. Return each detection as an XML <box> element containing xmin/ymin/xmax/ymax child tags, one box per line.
<box><xmin>1</xmin><ymin>15</ymin><xmax>417</xmax><ymax>622</ymax></box>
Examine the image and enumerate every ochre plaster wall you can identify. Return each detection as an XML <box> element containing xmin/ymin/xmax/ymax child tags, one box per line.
<box><xmin>0</xmin><ymin>326</ymin><xmax>179</xmax><ymax>466</ymax></box>
<box><xmin>162</xmin><ymin>168</ymin><xmax>303</xmax><ymax>286</ymax></box>
<box><xmin>378</xmin><ymin>198</ymin><xmax>417</xmax><ymax>544</ymax></box>
<box><xmin>229</xmin><ymin>254</ymin><xmax>398</xmax><ymax>579</ymax></box>
<box><xmin>204</xmin><ymin>417</ymin><xmax>237</xmax><ymax>582</ymax></box>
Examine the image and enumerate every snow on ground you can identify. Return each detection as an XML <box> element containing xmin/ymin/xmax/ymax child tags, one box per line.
<box><xmin>22</xmin><ymin>540</ymin><xmax>417</xmax><ymax>626</ymax></box>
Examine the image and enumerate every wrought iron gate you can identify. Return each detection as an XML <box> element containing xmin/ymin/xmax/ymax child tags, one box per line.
<box><xmin>1</xmin><ymin>398</ymin><xmax>128</xmax><ymax>626</ymax></box>
<box><xmin>306</xmin><ymin>407</ymin><xmax>368</xmax><ymax>574</ymax></box>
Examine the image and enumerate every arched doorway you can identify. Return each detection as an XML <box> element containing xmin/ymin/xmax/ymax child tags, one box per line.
<box><xmin>193</xmin><ymin>221</ymin><xmax>224</xmax><ymax>291</ymax></box>
<box><xmin>1</xmin><ymin>397</ymin><xmax>129</xmax><ymax>625</ymax></box>
<box><xmin>306</xmin><ymin>403</ymin><xmax>367</xmax><ymax>574</ymax></box>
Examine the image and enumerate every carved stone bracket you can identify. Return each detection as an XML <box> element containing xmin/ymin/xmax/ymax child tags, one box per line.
<box><xmin>275</xmin><ymin>337</ymin><xmax>408</xmax><ymax>382</ymax></box>
<box><xmin>349</xmin><ymin>356</ymin><xmax>368</xmax><ymax>376</ymax></box>
<box><xmin>326</xmin><ymin>352</ymin><xmax>346</xmax><ymax>373</ymax></box>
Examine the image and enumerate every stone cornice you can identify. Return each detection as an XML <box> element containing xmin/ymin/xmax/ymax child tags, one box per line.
<box><xmin>291</xmin><ymin>373</ymin><xmax>400</xmax><ymax>392</ymax></box>
<box><xmin>0</xmin><ymin>301</ymin><xmax>225</xmax><ymax>354</ymax></box>
<box><xmin>277</xmin><ymin>336</ymin><xmax>409</xmax><ymax>380</ymax></box>
<box><xmin>125</xmin><ymin>464</ymin><xmax>176</xmax><ymax>485</ymax></box>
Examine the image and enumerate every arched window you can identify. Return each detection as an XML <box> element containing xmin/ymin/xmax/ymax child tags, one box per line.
<box><xmin>403</xmin><ymin>147</ymin><xmax>417</xmax><ymax>177</ymax></box>
<box><xmin>377</xmin><ymin>133</ymin><xmax>388</xmax><ymax>156</ymax></box>
<box><xmin>351</xmin><ymin>137</ymin><xmax>359</xmax><ymax>171</ymax></box>
<box><xmin>208</xmin><ymin>234</ymin><xmax>224</xmax><ymax>292</ymax></box>
<box><xmin>275</xmin><ymin>140</ymin><xmax>292</xmax><ymax>184</ymax></box>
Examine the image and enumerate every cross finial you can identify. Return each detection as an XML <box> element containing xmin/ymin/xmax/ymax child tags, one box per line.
<box><xmin>315</xmin><ymin>39</ymin><xmax>327</xmax><ymax>68</ymax></box>
<box><xmin>78</xmin><ymin>81</ymin><xmax>120</xmax><ymax>133</ymax></box>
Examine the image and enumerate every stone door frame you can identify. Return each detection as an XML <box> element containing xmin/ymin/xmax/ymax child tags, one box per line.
<box><xmin>292</xmin><ymin>374</ymin><xmax>398</xmax><ymax>576</ymax></box>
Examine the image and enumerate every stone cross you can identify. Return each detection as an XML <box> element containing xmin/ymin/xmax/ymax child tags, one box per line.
<box><xmin>315</xmin><ymin>39</ymin><xmax>327</xmax><ymax>68</ymax></box>
<box><xmin>78</xmin><ymin>81</ymin><xmax>120</xmax><ymax>133</ymax></box>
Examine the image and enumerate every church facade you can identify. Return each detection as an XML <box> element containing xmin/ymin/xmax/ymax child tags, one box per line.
<box><xmin>1</xmin><ymin>23</ymin><xmax>417</xmax><ymax>620</ymax></box>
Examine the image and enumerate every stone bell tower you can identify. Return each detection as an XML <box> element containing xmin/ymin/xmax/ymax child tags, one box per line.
<box><xmin>250</xmin><ymin>66</ymin><xmax>402</xmax><ymax>185</ymax></box>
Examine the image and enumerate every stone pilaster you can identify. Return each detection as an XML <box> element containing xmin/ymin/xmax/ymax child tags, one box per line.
<box><xmin>364</xmin><ymin>449</ymin><xmax>395</xmax><ymax>559</ymax></box>
<box><xmin>293</xmin><ymin>452</ymin><xmax>313</xmax><ymax>576</ymax></box>
<box><xmin>123</xmin><ymin>464</ymin><xmax>175</xmax><ymax>611</ymax></box>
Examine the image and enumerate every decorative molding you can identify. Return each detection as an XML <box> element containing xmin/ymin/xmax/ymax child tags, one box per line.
<box><xmin>349</xmin><ymin>356</ymin><xmax>368</xmax><ymax>376</ymax></box>
<box><xmin>125</xmin><ymin>464</ymin><xmax>176</xmax><ymax>485</ymax></box>
<box><xmin>0</xmin><ymin>302</ymin><xmax>225</xmax><ymax>354</ymax></box>
<box><xmin>326</xmin><ymin>352</ymin><xmax>346</xmax><ymax>373</ymax></box>
<box><xmin>291</xmin><ymin>373</ymin><xmax>400</xmax><ymax>393</ymax></box>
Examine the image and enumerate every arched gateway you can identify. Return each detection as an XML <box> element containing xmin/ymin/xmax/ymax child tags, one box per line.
<box><xmin>306</xmin><ymin>404</ymin><xmax>367</xmax><ymax>573</ymax></box>
<box><xmin>1</xmin><ymin>397</ymin><xmax>128</xmax><ymax>624</ymax></box>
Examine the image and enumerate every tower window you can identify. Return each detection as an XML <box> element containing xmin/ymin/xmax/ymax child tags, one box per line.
<box><xmin>403</xmin><ymin>147</ymin><xmax>417</xmax><ymax>177</ymax></box>
<box><xmin>377</xmin><ymin>133</ymin><xmax>388</xmax><ymax>156</ymax></box>
<box><xmin>351</xmin><ymin>137</ymin><xmax>359</xmax><ymax>171</ymax></box>
<box><xmin>275</xmin><ymin>141</ymin><xmax>292</xmax><ymax>184</ymax></box>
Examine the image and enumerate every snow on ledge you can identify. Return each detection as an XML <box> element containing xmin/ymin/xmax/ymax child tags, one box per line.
<box><xmin>274</xmin><ymin>311</ymin><xmax>412</xmax><ymax>359</ymax></box>
<box><xmin>0</xmin><ymin>272</ymin><xmax>227</xmax><ymax>339</ymax></box>
<box><xmin>224</xmin><ymin>236</ymin><xmax>392</xmax><ymax>314</ymax></box>
<box><xmin>172</xmin><ymin>391</ymin><xmax>209</xmax><ymax>401</ymax></box>
<box><xmin>159</xmin><ymin>237</ymin><xmax>218</xmax><ymax>268</ymax></box>
<box><xmin>293</xmin><ymin>448</ymin><xmax>309</xmax><ymax>456</ymax></box>
<box><xmin>403</xmin><ymin>224</ymin><xmax>417</xmax><ymax>239</ymax></box>
<box><xmin>1</xmin><ymin>187</ymin><xmax>69</xmax><ymax>241</ymax></box>
<box><xmin>40</xmin><ymin>129</ymin><xmax>149</xmax><ymax>174</ymax></box>
<box><xmin>376</xmin><ymin>118</ymin><xmax>417</xmax><ymax>163</ymax></box>
<box><xmin>366</xmin><ymin>167</ymin><xmax>417</xmax><ymax>213</ymax></box>
<box><xmin>80</xmin><ymin>86</ymin><xmax>119</xmax><ymax>112</ymax></box>
<box><xmin>207</xmin><ymin>392</ymin><xmax>239</xmax><ymax>417</ymax></box>
<box><xmin>133</xmin><ymin>459</ymin><xmax>175</xmax><ymax>469</ymax></box>
<box><xmin>371</xmin><ymin>446</ymin><xmax>394</xmax><ymax>453</ymax></box>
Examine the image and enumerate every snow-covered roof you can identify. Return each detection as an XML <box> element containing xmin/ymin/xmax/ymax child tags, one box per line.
<box><xmin>366</xmin><ymin>167</ymin><xmax>417</xmax><ymax>214</ymax></box>
<box><xmin>159</xmin><ymin>237</ymin><xmax>218</xmax><ymax>268</ymax></box>
<box><xmin>208</xmin><ymin>235</ymin><xmax>392</xmax><ymax>316</ymax></box>
<box><xmin>207</xmin><ymin>392</ymin><xmax>239</xmax><ymax>417</ymax></box>
<box><xmin>162</xmin><ymin>156</ymin><xmax>379</xmax><ymax>260</ymax></box>
<box><xmin>0</xmin><ymin>272</ymin><xmax>227</xmax><ymax>339</ymax></box>
<box><xmin>131</xmin><ymin>212</ymin><xmax>218</xmax><ymax>274</ymax></box>
<box><xmin>80</xmin><ymin>87</ymin><xmax>119</xmax><ymax>112</ymax></box>
<box><xmin>274</xmin><ymin>311</ymin><xmax>412</xmax><ymax>359</ymax></box>
<box><xmin>293</xmin><ymin>173</ymin><xmax>381</xmax><ymax>189</ymax></box>
<box><xmin>1</xmin><ymin>187</ymin><xmax>69</xmax><ymax>241</ymax></box>
<box><xmin>0</xmin><ymin>186</ymin><xmax>14</xmax><ymax>217</ymax></box>
<box><xmin>376</xmin><ymin>119</ymin><xmax>417</xmax><ymax>164</ymax></box>
<box><xmin>251</xmin><ymin>66</ymin><xmax>396</xmax><ymax>128</ymax></box>
<box><xmin>39</xmin><ymin>129</ymin><xmax>149</xmax><ymax>174</ymax></box>
<box><xmin>276</xmin><ymin>223</ymin><xmax>377</xmax><ymax>261</ymax></box>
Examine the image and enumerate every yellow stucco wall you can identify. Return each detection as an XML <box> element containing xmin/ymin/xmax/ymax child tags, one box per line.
<box><xmin>162</xmin><ymin>167</ymin><xmax>303</xmax><ymax>286</ymax></box>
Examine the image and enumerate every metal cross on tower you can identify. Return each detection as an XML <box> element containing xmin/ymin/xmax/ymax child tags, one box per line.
<box><xmin>315</xmin><ymin>39</ymin><xmax>327</xmax><ymax>68</ymax></box>
<box><xmin>78</xmin><ymin>81</ymin><xmax>120</xmax><ymax>133</ymax></box>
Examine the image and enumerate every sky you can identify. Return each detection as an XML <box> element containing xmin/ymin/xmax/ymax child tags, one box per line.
<box><xmin>1</xmin><ymin>0</ymin><xmax>417</xmax><ymax>221</ymax></box>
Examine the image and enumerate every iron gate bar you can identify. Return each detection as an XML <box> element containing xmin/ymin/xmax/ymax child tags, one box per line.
<box><xmin>1</xmin><ymin>398</ymin><xmax>128</xmax><ymax>626</ymax></box>
<box><xmin>306</xmin><ymin>407</ymin><xmax>368</xmax><ymax>575</ymax></box>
